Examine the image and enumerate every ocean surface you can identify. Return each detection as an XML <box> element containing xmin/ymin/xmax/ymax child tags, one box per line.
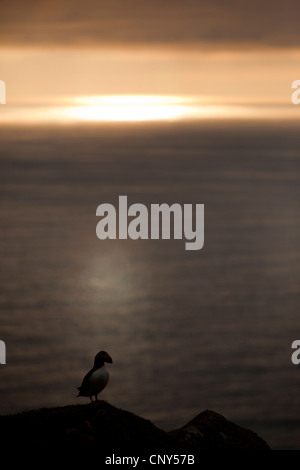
<box><xmin>0</xmin><ymin>120</ymin><xmax>299</xmax><ymax>449</ymax></box>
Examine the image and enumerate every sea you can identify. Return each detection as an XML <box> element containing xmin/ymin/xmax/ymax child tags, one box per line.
<box><xmin>0</xmin><ymin>119</ymin><xmax>299</xmax><ymax>449</ymax></box>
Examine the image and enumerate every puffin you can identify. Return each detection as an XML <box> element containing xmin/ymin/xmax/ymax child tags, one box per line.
<box><xmin>77</xmin><ymin>351</ymin><xmax>113</xmax><ymax>402</ymax></box>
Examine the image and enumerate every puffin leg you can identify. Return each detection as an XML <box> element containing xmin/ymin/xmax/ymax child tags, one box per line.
<box><xmin>89</xmin><ymin>396</ymin><xmax>93</xmax><ymax>403</ymax></box>
<box><xmin>93</xmin><ymin>395</ymin><xmax>102</xmax><ymax>406</ymax></box>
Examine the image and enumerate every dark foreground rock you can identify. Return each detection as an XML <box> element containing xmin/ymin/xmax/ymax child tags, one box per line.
<box><xmin>0</xmin><ymin>402</ymin><xmax>270</xmax><ymax>451</ymax></box>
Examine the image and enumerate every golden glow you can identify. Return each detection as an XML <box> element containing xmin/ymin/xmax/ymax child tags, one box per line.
<box><xmin>2</xmin><ymin>46</ymin><xmax>300</xmax><ymax>124</ymax></box>
<box><xmin>73</xmin><ymin>95</ymin><xmax>192</xmax><ymax>106</ymax></box>
<box><xmin>64</xmin><ymin>95</ymin><xmax>194</xmax><ymax>122</ymax></box>
<box><xmin>0</xmin><ymin>94</ymin><xmax>299</xmax><ymax>125</ymax></box>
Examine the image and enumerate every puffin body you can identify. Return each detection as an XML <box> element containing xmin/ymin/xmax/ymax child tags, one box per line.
<box><xmin>77</xmin><ymin>350</ymin><xmax>113</xmax><ymax>402</ymax></box>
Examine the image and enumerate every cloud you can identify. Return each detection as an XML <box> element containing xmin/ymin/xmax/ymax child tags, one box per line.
<box><xmin>0</xmin><ymin>0</ymin><xmax>299</xmax><ymax>49</ymax></box>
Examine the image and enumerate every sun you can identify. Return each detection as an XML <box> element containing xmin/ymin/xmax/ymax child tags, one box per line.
<box><xmin>63</xmin><ymin>95</ymin><xmax>193</xmax><ymax>122</ymax></box>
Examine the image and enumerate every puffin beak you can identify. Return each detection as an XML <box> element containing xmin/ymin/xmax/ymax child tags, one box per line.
<box><xmin>106</xmin><ymin>355</ymin><xmax>113</xmax><ymax>364</ymax></box>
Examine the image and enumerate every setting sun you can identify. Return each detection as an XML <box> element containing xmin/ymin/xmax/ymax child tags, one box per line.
<box><xmin>64</xmin><ymin>95</ymin><xmax>193</xmax><ymax>122</ymax></box>
<box><xmin>1</xmin><ymin>93</ymin><xmax>297</xmax><ymax>125</ymax></box>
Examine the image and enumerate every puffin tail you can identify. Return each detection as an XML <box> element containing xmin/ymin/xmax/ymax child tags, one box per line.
<box><xmin>76</xmin><ymin>386</ymin><xmax>82</xmax><ymax>397</ymax></box>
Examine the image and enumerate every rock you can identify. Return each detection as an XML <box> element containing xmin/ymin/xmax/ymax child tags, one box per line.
<box><xmin>170</xmin><ymin>410</ymin><xmax>270</xmax><ymax>450</ymax></box>
<box><xmin>0</xmin><ymin>402</ymin><xmax>270</xmax><ymax>452</ymax></box>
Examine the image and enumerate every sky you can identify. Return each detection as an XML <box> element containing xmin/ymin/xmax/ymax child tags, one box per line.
<box><xmin>1</xmin><ymin>0</ymin><xmax>300</xmax><ymax>48</ymax></box>
<box><xmin>0</xmin><ymin>0</ymin><xmax>299</xmax><ymax>121</ymax></box>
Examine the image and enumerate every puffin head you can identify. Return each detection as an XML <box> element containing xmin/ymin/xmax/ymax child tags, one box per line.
<box><xmin>94</xmin><ymin>350</ymin><xmax>113</xmax><ymax>367</ymax></box>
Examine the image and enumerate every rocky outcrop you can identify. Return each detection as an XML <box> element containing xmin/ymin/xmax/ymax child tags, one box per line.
<box><xmin>0</xmin><ymin>402</ymin><xmax>270</xmax><ymax>451</ymax></box>
<box><xmin>170</xmin><ymin>409</ymin><xmax>270</xmax><ymax>450</ymax></box>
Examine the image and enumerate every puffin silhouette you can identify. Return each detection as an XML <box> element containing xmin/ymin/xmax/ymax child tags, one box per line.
<box><xmin>77</xmin><ymin>351</ymin><xmax>113</xmax><ymax>402</ymax></box>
